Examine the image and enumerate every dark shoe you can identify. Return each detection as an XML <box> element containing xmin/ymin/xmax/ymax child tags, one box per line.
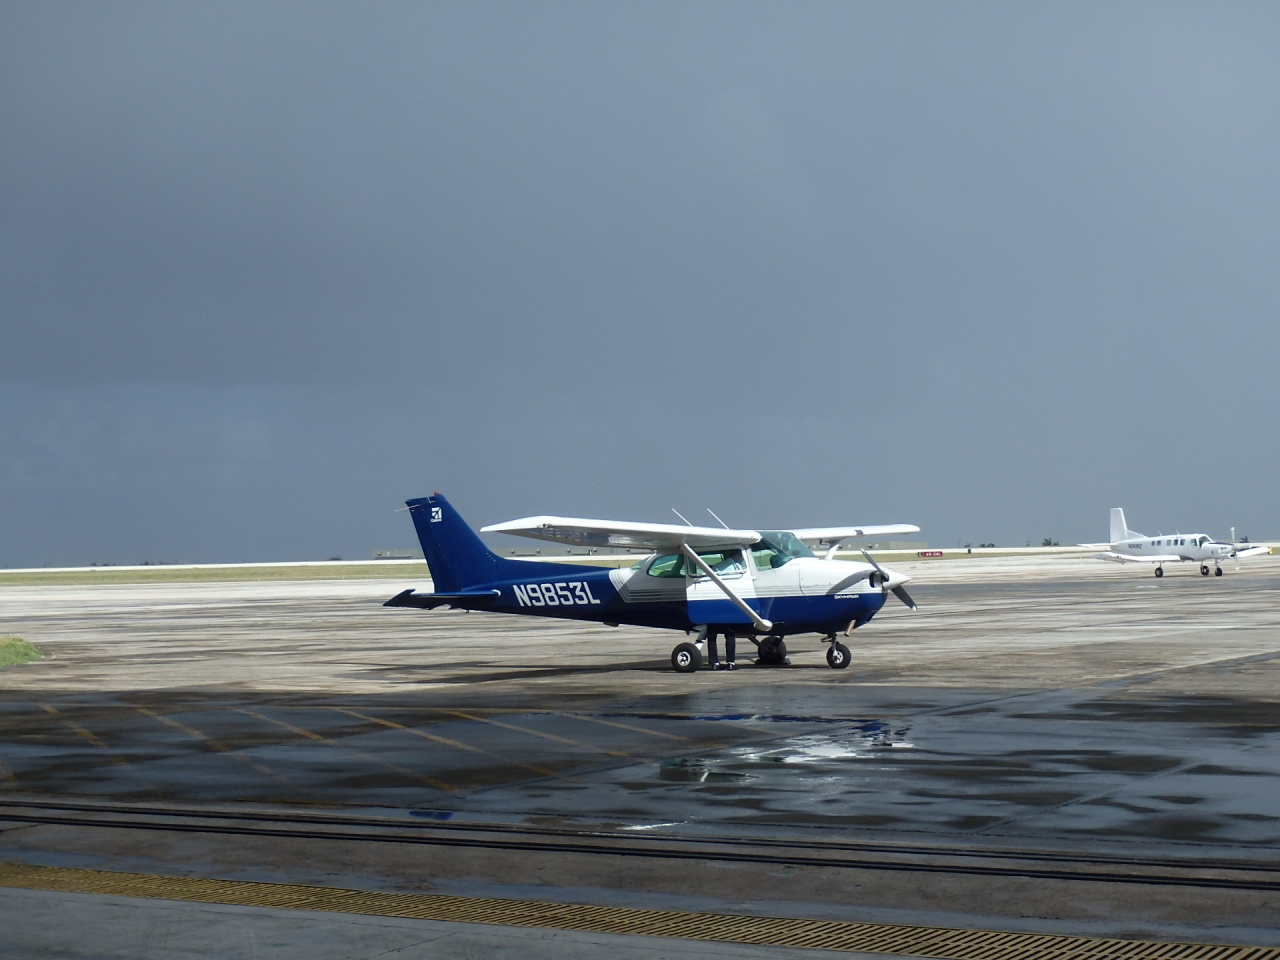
<box><xmin>724</xmin><ymin>662</ymin><xmax>737</xmax><ymax>670</ymax></box>
<box><xmin>711</xmin><ymin>662</ymin><xmax>725</xmax><ymax>670</ymax></box>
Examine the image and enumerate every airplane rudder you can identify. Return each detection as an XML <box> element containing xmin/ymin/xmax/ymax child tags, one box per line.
<box><xmin>405</xmin><ymin>493</ymin><xmax>498</xmax><ymax>591</ymax></box>
<box><xmin>1109</xmin><ymin>508</ymin><xmax>1127</xmax><ymax>544</ymax></box>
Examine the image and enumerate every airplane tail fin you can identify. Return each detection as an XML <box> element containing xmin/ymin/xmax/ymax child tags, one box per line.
<box><xmin>404</xmin><ymin>493</ymin><xmax>596</xmax><ymax>591</ymax></box>
<box><xmin>1110</xmin><ymin>507</ymin><xmax>1141</xmax><ymax>543</ymax></box>
<box><xmin>406</xmin><ymin>493</ymin><xmax>507</xmax><ymax>592</ymax></box>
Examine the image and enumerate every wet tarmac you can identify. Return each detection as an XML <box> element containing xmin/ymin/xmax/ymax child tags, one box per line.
<box><xmin>2</xmin><ymin>554</ymin><xmax>1280</xmax><ymax>952</ymax></box>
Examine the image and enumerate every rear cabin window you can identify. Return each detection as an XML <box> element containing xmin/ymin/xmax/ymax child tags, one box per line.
<box><xmin>646</xmin><ymin>554</ymin><xmax>686</xmax><ymax>578</ymax></box>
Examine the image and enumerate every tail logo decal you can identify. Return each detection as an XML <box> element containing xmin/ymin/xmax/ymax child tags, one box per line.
<box><xmin>430</xmin><ymin>507</ymin><xmax>443</xmax><ymax>522</ymax></box>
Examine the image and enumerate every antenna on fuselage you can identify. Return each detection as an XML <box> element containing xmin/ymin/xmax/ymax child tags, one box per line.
<box><xmin>671</xmin><ymin>508</ymin><xmax>693</xmax><ymax>526</ymax></box>
<box><xmin>706</xmin><ymin>508</ymin><xmax>730</xmax><ymax>529</ymax></box>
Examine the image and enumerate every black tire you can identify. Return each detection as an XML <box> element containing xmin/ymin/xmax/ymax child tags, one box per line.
<box><xmin>1200</xmin><ymin>565</ymin><xmax>1210</xmax><ymax>576</ymax></box>
<box><xmin>826</xmin><ymin>642</ymin><xmax>851</xmax><ymax>669</ymax></box>
<box><xmin>671</xmin><ymin>642</ymin><xmax>702</xmax><ymax>673</ymax></box>
<box><xmin>1154</xmin><ymin>567</ymin><xmax>1164</xmax><ymax>578</ymax></box>
<box><xmin>756</xmin><ymin>636</ymin><xmax>787</xmax><ymax>666</ymax></box>
<box><xmin>1215</xmin><ymin>566</ymin><xmax>1224</xmax><ymax>577</ymax></box>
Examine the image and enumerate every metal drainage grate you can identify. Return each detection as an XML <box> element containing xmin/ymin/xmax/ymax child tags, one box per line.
<box><xmin>0</xmin><ymin>860</ymin><xmax>1275</xmax><ymax>959</ymax></box>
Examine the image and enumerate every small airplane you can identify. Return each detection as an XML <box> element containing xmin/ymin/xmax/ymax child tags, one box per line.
<box><xmin>1090</xmin><ymin>508</ymin><xmax>1268</xmax><ymax>577</ymax></box>
<box><xmin>384</xmin><ymin>494</ymin><xmax>920</xmax><ymax>672</ymax></box>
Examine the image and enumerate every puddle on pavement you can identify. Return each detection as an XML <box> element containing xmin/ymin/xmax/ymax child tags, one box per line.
<box><xmin>658</xmin><ymin>758</ymin><xmax>753</xmax><ymax>783</ymax></box>
<box><xmin>1014</xmin><ymin>695</ymin><xmax>1280</xmax><ymax>732</ymax></box>
<box><xmin>653</xmin><ymin>720</ymin><xmax>913</xmax><ymax>785</ymax></box>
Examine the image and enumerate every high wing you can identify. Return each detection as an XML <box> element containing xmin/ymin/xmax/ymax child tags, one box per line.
<box><xmin>791</xmin><ymin>524</ymin><xmax>921</xmax><ymax>545</ymax></box>
<box><xmin>792</xmin><ymin>524</ymin><xmax>921</xmax><ymax>560</ymax></box>
<box><xmin>481</xmin><ymin>516</ymin><xmax>762</xmax><ymax>552</ymax></box>
<box><xmin>1093</xmin><ymin>551</ymin><xmax>1185</xmax><ymax>563</ymax></box>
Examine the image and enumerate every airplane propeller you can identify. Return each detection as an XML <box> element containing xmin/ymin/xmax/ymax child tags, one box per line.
<box><xmin>860</xmin><ymin>549</ymin><xmax>918</xmax><ymax>610</ymax></box>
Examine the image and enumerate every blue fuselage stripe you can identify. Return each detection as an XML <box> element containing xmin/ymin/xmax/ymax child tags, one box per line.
<box><xmin>484</xmin><ymin>568</ymin><xmax>885</xmax><ymax>635</ymax></box>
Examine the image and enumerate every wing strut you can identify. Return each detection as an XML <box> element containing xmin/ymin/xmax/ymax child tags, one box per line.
<box><xmin>679</xmin><ymin>543</ymin><xmax>774</xmax><ymax>633</ymax></box>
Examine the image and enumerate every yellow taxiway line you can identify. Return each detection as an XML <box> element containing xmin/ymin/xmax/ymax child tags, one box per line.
<box><xmin>0</xmin><ymin>861</ymin><xmax>1273</xmax><ymax>960</ymax></box>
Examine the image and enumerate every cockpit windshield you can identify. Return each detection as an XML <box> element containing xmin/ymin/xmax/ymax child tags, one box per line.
<box><xmin>752</xmin><ymin>530</ymin><xmax>815</xmax><ymax>569</ymax></box>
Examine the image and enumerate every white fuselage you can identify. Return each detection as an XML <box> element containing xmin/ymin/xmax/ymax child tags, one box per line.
<box><xmin>1109</xmin><ymin>534</ymin><xmax>1232</xmax><ymax>563</ymax></box>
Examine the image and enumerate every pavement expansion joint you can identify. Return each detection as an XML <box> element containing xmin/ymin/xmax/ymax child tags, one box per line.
<box><xmin>0</xmin><ymin>860</ymin><xmax>1275</xmax><ymax>959</ymax></box>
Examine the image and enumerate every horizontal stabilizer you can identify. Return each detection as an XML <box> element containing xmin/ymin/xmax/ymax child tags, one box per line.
<box><xmin>383</xmin><ymin>588</ymin><xmax>500</xmax><ymax>610</ymax></box>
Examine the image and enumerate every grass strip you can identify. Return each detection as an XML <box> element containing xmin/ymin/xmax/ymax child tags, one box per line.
<box><xmin>0</xmin><ymin>636</ymin><xmax>42</xmax><ymax>668</ymax></box>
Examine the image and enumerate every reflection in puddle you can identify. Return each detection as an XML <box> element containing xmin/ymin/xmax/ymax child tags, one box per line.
<box><xmin>734</xmin><ymin>722</ymin><xmax>913</xmax><ymax>764</ymax></box>
<box><xmin>658</xmin><ymin>721</ymin><xmax>912</xmax><ymax>783</ymax></box>
<box><xmin>659</xmin><ymin>758</ymin><xmax>754</xmax><ymax>783</ymax></box>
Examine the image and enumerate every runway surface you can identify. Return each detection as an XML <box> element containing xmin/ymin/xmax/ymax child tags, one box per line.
<box><xmin>2</xmin><ymin>553</ymin><xmax>1280</xmax><ymax>955</ymax></box>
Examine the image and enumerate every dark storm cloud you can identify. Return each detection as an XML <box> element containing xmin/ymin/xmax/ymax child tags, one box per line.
<box><xmin>2</xmin><ymin>2</ymin><xmax>1279</xmax><ymax>564</ymax></box>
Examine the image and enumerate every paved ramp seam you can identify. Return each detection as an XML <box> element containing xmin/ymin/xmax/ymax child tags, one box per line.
<box><xmin>0</xmin><ymin>861</ymin><xmax>1274</xmax><ymax>959</ymax></box>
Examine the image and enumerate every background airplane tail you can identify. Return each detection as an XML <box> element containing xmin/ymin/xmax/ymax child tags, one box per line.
<box><xmin>1109</xmin><ymin>507</ymin><xmax>1141</xmax><ymax>542</ymax></box>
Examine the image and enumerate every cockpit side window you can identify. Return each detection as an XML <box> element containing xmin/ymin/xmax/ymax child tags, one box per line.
<box><xmin>688</xmin><ymin>549</ymin><xmax>745</xmax><ymax>579</ymax></box>
<box><xmin>648</xmin><ymin>549</ymin><xmax>747</xmax><ymax>579</ymax></box>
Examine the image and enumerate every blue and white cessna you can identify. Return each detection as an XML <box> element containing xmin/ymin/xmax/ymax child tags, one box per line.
<box><xmin>385</xmin><ymin>494</ymin><xmax>920</xmax><ymax>672</ymax></box>
<box><xmin>1091</xmin><ymin>507</ymin><xmax>1269</xmax><ymax>577</ymax></box>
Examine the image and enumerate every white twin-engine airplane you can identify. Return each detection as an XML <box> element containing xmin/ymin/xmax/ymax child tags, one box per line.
<box><xmin>384</xmin><ymin>494</ymin><xmax>920</xmax><ymax>672</ymax></box>
<box><xmin>1091</xmin><ymin>508</ymin><xmax>1268</xmax><ymax>578</ymax></box>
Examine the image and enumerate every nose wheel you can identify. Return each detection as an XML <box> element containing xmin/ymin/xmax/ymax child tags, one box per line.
<box><xmin>826</xmin><ymin>641</ymin><xmax>851</xmax><ymax>669</ymax></box>
<box><xmin>754</xmin><ymin>636</ymin><xmax>789</xmax><ymax>666</ymax></box>
<box><xmin>1215</xmin><ymin>565</ymin><xmax>1224</xmax><ymax>577</ymax></box>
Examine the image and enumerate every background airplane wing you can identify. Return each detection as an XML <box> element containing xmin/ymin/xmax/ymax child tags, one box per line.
<box><xmin>791</xmin><ymin>524</ymin><xmax>921</xmax><ymax>545</ymax></box>
<box><xmin>481</xmin><ymin>516</ymin><xmax>762</xmax><ymax>551</ymax></box>
<box><xmin>1093</xmin><ymin>551</ymin><xmax>1184</xmax><ymax>563</ymax></box>
<box><xmin>1234</xmin><ymin>545</ymin><xmax>1270</xmax><ymax>558</ymax></box>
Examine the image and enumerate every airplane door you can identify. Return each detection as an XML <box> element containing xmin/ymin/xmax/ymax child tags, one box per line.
<box><xmin>747</xmin><ymin>546</ymin><xmax>806</xmax><ymax>627</ymax></box>
<box><xmin>685</xmin><ymin>549</ymin><xmax>759</xmax><ymax>625</ymax></box>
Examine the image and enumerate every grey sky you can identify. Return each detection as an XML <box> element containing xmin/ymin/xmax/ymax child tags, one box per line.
<box><xmin>2</xmin><ymin>2</ymin><xmax>1278</xmax><ymax>565</ymax></box>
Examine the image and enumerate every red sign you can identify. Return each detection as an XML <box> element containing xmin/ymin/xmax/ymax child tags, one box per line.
<box><xmin>918</xmin><ymin>550</ymin><xmax>944</xmax><ymax>558</ymax></box>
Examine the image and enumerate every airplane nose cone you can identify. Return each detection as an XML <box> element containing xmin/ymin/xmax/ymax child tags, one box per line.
<box><xmin>884</xmin><ymin>568</ymin><xmax>911</xmax><ymax>590</ymax></box>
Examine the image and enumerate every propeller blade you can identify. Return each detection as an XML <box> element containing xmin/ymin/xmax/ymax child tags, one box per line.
<box><xmin>860</xmin><ymin>548</ymin><xmax>886</xmax><ymax>575</ymax></box>
<box><xmin>862</xmin><ymin>548</ymin><xmax>916</xmax><ymax>607</ymax></box>
<box><xmin>860</xmin><ymin>548</ymin><xmax>888</xmax><ymax>588</ymax></box>
<box><xmin>891</xmin><ymin>585</ymin><xmax>917</xmax><ymax>610</ymax></box>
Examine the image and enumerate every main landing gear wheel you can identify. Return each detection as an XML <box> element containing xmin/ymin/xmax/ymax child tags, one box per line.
<box><xmin>826</xmin><ymin>642</ymin><xmax>851</xmax><ymax>670</ymax></box>
<box><xmin>756</xmin><ymin>637</ymin><xmax>788</xmax><ymax>666</ymax></box>
<box><xmin>1215</xmin><ymin>566</ymin><xmax>1224</xmax><ymax>577</ymax></box>
<box><xmin>1154</xmin><ymin>566</ymin><xmax>1164</xmax><ymax>578</ymax></box>
<box><xmin>1201</xmin><ymin>565</ymin><xmax>1210</xmax><ymax>576</ymax></box>
<box><xmin>671</xmin><ymin>642</ymin><xmax>702</xmax><ymax>673</ymax></box>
